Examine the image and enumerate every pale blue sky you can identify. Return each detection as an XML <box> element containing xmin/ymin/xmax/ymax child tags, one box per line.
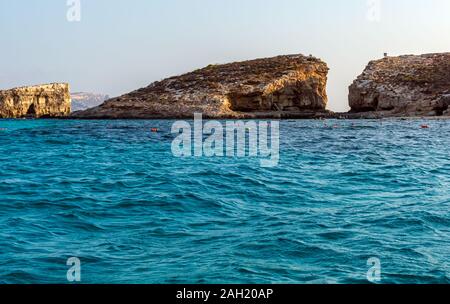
<box><xmin>1</xmin><ymin>0</ymin><xmax>449</xmax><ymax>111</ymax></box>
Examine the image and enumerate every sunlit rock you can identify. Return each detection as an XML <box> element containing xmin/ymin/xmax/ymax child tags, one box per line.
<box><xmin>0</xmin><ymin>83</ymin><xmax>71</xmax><ymax>118</ymax></box>
<box><xmin>72</xmin><ymin>54</ymin><xmax>330</xmax><ymax>119</ymax></box>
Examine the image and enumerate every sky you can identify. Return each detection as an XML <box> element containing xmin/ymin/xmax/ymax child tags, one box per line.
<box><xmin>1</xmin><ymin>0</ymin><xmax>450</xmax><ymax>111</ymax></box>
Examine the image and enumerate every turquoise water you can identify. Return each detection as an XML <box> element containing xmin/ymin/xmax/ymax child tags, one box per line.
<box><xmin>0</xmin><ymin>119</ymin><xmax>449</xmax><ymax>284</ymax></box>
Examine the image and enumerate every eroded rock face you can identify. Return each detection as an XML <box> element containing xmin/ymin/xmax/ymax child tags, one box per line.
<box><xmin>349</xmin><ymin>53</ymin><xmax>450</xmax><ymax>116</ymax></box>
<box><xmin>72</xmin><ymin>54</ymin><xmax>329</xmax><ymax>119</ymax></box>
<box><xmin>0</xmin><ymin>83</ymin><xmax>71</xmax><ymax>118</ymax></box>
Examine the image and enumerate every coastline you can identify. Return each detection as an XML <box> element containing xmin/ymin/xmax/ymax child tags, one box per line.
<box><xmin>3</xmin><ymin>53</ymin><xmax>449</xmax><ymax>121</ymax></box>
<box><xmin>3</xmin><ymin>114</ymin><xmax>450</xmax><ymax>121</ymax></box>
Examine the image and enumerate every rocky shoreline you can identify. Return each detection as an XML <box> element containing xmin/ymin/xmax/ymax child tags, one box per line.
<box><xmin>0</xmin><ymin>83</ymin><xmax>71</xmax><ymax>119</ymax></box>
<box><xmin>348</xmin><ymin>53</ymin><xmax>450</xmax><ymax>118</ymax></box>
<box><xmin>72</xmin><ymin>54</ymin><xmax>329</xmax><ymax>119</ymax></box>
<box><xmin>2</xmin><ymin>53</ymin><xmax>450</xmax><ymax>120</ymax></box>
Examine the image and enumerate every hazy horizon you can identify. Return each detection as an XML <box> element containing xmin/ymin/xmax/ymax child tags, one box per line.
<box><xmin>1</xmin><ymin>0</ymin><xmax>450</xmax><ymax>111</ymax></box>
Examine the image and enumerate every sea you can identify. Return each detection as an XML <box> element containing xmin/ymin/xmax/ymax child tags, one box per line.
<box><xmin>0</xmin><ymin>119</ymin><xmax>448</xmax><ymax>284</ymax></box>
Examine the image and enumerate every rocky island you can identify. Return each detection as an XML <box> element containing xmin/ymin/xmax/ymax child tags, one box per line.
<box><xmin>0</xmin><ymin>83</ymin><xmax>71</xmax><ymax>118</ymax></box>
<box><xmin>3</xmin><ymin>53</ymin><xmax>450</xmax><ymax>120</ymax></box>
<box><xmin>72</xmin><ymin>54</ymin><xmax>331</xmax><ymax>119</ymax></box>
<box><xmin>348</xmin><ymin>53</ymin><xmax>450</xmax><ymax>117</ymax></box>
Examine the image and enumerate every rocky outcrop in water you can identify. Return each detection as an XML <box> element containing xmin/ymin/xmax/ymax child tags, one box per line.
<box><xmin>71</xmin><ymin>92</ymin><xmax>110</xmax><ymax>112</ymax></box>
<box><xmin>349</xmin><ymin>53</ymin><xmax>450</xmax><ymax>117</ymax></box>
<box><xmin>72</xmin><ymin>54</ymin><xmax>330</xmax><ymax>119</ymax></box>
<box><xmin>0</xmin><ymin>83</ymin><xmax>71</xmax><ymax>118</ymax></box>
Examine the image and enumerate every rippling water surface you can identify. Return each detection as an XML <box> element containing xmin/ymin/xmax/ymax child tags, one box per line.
<box><xmin>0</xmin><ymin>119</ymin><xmax>449</xmax><ymax>284</ymax></box>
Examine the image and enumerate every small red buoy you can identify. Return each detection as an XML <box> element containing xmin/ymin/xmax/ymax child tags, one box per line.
<box><xmin>151</xmin><ymin>128</ymin><xmax>159</xmax><ymax>133</ymax></box>
<box><xmin>420</xmin><ymin>125</ymin><xmax>429</xmax><ymax>129</ymax></box>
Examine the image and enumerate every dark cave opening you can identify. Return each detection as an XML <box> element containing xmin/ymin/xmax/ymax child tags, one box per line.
<box><xmin>26</xmin><ymin>103</ymin><xmax>37</xmax><ymax>117</ymax></box>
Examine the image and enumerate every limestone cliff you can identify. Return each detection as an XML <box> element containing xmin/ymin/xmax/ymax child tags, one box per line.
<box><xmin>349</xmin><ymin>53</ymin><xmax>450</xmax><ymax>117</ymax></box>
<box><xmin>72</xmin><ymin>54</ymin><xmax>329</xmax><ymax>119</ymax></box>
<box><xmin>0</xmin><ymin>83</ymin><xmax>71</xmax><ymax>118</ymax></box>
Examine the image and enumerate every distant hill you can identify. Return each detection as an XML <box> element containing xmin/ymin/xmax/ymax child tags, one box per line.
<box><xmin>71</xmin><ymin>92</ymin><xmax>110</xmax><ymax>112</ymax></box>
